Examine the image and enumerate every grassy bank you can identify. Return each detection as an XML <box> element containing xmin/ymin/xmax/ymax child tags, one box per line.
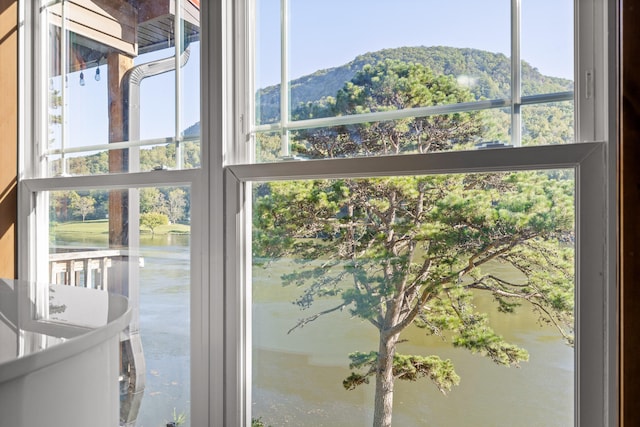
<box><xmin>51</xmin><ymin>219</ymin><xmax>191</xmax><ymax>236</ymax></box>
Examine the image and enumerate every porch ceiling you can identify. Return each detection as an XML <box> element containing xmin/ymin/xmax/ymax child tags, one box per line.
<box><xmin>137</xmin><ymin>0</ymin><xmax>200</xmax><ymax>55</ymax></box>
<box><xmin>50</xmin><ymin>0</ymin><xmax>200</xmax><ymax>73</ymax></box>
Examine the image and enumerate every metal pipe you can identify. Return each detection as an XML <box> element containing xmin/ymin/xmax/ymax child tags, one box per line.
<box><xmin>122</xmin><ymin>46</ymin><xmax>191</xmax><ymax>171</ymax></box>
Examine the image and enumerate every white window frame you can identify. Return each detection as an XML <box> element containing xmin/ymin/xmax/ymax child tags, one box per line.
<box><xmin>18</xmin><ymin>170</ymin><xmax>210</xmax><ymax>425</ymax></box>
<box><xmin>215</xmin><ymin>0</ymin><xmax>617</xmax><ymax>426</ymax></box>
<box><xmin>224</xmin><ymin>142</ymin><xmax>613</xmax><ymax>427</ymax></box>
<box><xmin>18</xmin><ymin>1</ymin><xmax>211</xmax><ymax>426</ymax></box>
<box><xmin>18</xmin><ymin>0</ymin><xmax>617</xmax><ymax>426</ymax></box>
<box><xmin>246</xmin><ymin>0</ymin><xmax>595</xmax><ymax>161</ymax></box>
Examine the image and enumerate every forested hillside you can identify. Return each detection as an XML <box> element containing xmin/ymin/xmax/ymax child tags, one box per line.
<box><xmin>52</xmin><ymin>46</ymin><xmax>574</xmax><ymax>222</ymax></box>
<box><xmin>257</xmin><ymin>46</ymin><xmax>573</xmax><ymax>125</ymax></box>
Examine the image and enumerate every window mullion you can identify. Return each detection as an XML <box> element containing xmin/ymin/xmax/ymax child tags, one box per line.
<box><xmin>21</xmin><ymin>169</ymin><xmax>200</xmax><ymax>192</ymax></box>
<box><xmin>59</xmin><ymin>0</ymin><xmax>68</xmax><ymax>175</ymax></box>
<box><xmin>254</xmin><ymin>91</ymin><xmax>574</xmax><ymax>135</ymax></box>
<box><xmin>511</xmin><ymin>0</ymin><xmax>522</xmax><ymax>147</ymax></box>
<box><xmin>279</xmin><ymin>0</ymin><xmax>290</xmax><ymax>158</ymax></box>
<box><xmin>44</xmin><ymin>135</ymin><xmax>201</xmax><ymax>157</ymax></box>
<box><xmin>175</xmin><ymin>0</ymin><xmax>184</xmax><ymax>169</ymax></box>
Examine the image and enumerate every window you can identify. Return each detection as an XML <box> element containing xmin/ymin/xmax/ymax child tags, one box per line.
<box><xmin>20</xmin><ymin>0</ymin><xmax>615</xmax><ymax>426</ymax></box>
<box><xmin>249</xmin><ymin>0</ymin><xmax>576</xmax><ymax>164</ymax></box>
<box><xmin>251</xmin><ymin>170</ymin><xmax>577</xmax><ymax>426</ymax></box>
<box><xmin>220</xmin><ymin>0</ymin><xmax>615</xmax><ymax>426</ymax></box>
<box><xmin>21</xmin><ymin>1</ymin><xmax>202</xmax><ymax>426</ymax></box>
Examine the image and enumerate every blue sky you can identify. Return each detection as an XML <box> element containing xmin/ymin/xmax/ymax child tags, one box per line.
<box><xmin>61</xmin><ymin>0</ymin><xmax>573</xmax><ymax>149</ymax></box>
<box><xmin>257</xmin><ymin>0</ymin><xmax>574</xmax><ymax>87</ymax></box>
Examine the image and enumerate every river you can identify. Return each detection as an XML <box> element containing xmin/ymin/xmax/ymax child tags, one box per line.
<box><xmin>52</xmin><ymin>235</ymin><xmax>573</xmax><ymax>426</ymax></box>
<box><xmin>252</xmin><ymin>258</ymin><xmax>574</xmax><ymax>427</ymax></box>
<box><xmin>52</xmin><ymin>234</ymin><xmax>191</xmax><ymax>427</ymax></box>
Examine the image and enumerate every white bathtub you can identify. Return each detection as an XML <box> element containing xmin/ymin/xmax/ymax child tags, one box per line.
<box><xmin>0</xmin><ymin>279</ymin><xmax>130</xmax><ymax>427</ymax></box>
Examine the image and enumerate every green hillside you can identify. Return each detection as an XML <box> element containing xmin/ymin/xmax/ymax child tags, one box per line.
<box><xmin>56</xmin><ymin>45</ymin><xmax>574</xmax><ymax>176</ymax></box>
<box><xmin>50</xmin><ymin>46</ymin><xmax>574</xmax><ymax>223</ymax></box>
<box><xmin>257</xmin><ymin>46</ymin><xmax>573</xmax><ymax>124</ymax></box>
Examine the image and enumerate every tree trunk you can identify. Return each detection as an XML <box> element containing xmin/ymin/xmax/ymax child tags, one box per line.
<box><xmin>373</xmin><ymin>332</ymin><xmax>399</xmax><ymax>427</ymax></box>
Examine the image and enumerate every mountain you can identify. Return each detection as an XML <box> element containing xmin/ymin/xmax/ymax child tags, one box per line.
<box><xmin>58</xmin><ymin>46</ymin><xmax>573</xmax><ymax>177</ymax></box>
<box><xmin>183</xmin><ymin>122</ymin><xmax>200</xmax><ymax>137</ymax></box>
<box><xmin>256</xmin><ymin>46</ymin><xmax>573</xmax><ymax>125</ymax></box>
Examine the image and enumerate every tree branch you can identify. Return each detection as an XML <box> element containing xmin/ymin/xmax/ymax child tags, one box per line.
<box><xmin>442</xmin><ymin>232</ymin><xmax>538</xmax><ymax>285</ymax></box>
<box><xmin>465</xmin><ymin>278</ymin><xmax>574</xmax><ymax>344</ymax></box>
<box><xmin>529</xmin><ymin>301</ymin><xmax>574</xmax><ymax>344</ymax></box>
<box><xmin>288</xmin><ymin>302</ymin><xmax>351</xmax><ymax>334</ymax></box>
<box><xmin>463</xmin><ymin>274</ymin><xmax>529</xmax><ymax>290</ymax></box>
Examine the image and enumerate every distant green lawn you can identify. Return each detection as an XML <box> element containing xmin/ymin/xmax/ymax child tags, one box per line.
<box><xmin>51</xmin><ymin>219</ymin><xmax>191</xmax><ymax>236</ymax></box>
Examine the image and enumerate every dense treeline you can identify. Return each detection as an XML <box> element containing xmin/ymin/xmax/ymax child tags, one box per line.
<box><xmin>50</xmin><ymin>185</ymin><xmax>191</xmax><ymax>225</ymax></box>
<box><xmin>49</xmin><ymin>142</ymin><xmax>198</xmax><ymax>223</ymax></box>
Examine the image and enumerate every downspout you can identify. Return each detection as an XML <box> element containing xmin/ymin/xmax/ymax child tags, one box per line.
<box><xmin>117</xmin><ymin>45</ymin><xmax>191</xmax><ymax>427</ymax></box>
<box><xmin>123</xmin><ymin>45</ymin><xmax>192</xmax><ymax>164</ymax></box>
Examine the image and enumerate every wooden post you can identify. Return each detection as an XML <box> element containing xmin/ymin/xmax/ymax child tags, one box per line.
<box><xmin>108</xmin><ymin>52</ymin><xmax>132</xmax><ymax>246</ymax></box>
<box><xmin>0</xmin><ymin>0</ymin><xmax>18</xmax><ymax>279</ymax></box>
<box><xmin>107</xmin><ymin>50</ymin><xmax>145</xmax><ymax>426</ymax></box>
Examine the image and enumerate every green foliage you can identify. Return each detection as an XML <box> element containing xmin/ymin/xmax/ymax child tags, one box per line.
<box><xmin>50</xmin><ymin>191</ymin><xmax>78</xmax><ymax>222</ymax></box>
<box><xmin>253</xmin><ymin>63</ymin><xmax>575</xmax><ymax>408</ymax></box>
<box><xmin>344</xmin><ymin>351</ymin><xmax>461</xmax><ymax>394</ymax></box>
<box><xmin>292</xmin><ymin>60</ymin><xmax>481</xmax><ymax>158</ymax></box>
<box><xmin>51</xmin><ymin>190</ymin><xmax>109</xmax><ymax>222</ymax></box>
<box><xmin>140</xmin><ymin>187</ymin><xmax>167</xmax><ymax>214</ymax></box>
<box><xmin>69</xmin><ymin>194</ymin><xmax>96</xmax><ymax>222</ymax></box>
<box><xmin>522</xmin><ymin>101</ymin><xmax>574</xmax><ymax>146</ymax></box>
<box><xmin>67</xmin><ymin>152</ymin><xmax>109</xmax><ymax>175</ymax></box>
<box><xmin>452</xmin><ymin>311</ymin><xmax>529</xmax><ymax>366</ymax></box>
<box><xmin>140</xmin><ymin>212</ymin><xmax>169</xmax><ymax>236</ymax></box>
<box><xmin>167</xmin><ymin>188</ymin><xmax>188</xmax><ymax>223</ymax></box>
<box><xmin>139</xmin><ymin>141</ymin><xmax>201</xmax><ymax>171</ymax></box>
<box><xmin>251</xmin><ymin>417</ymin><xmax>271</xmax><ymax>427</ymax></box>
<box><xmin>255</xmin><ymin>132</ymin><xmax>283</xmax><ymax>163</ymax></box>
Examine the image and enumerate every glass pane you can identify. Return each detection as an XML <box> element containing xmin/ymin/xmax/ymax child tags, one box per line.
<box><xmin>290</xmin><ymin>0</ymin><xmax>510</xmax><ymax>107</ymax></box>
<box><xmin>255</xmin><ymin>131</ymin><xmax>284</xmax><ymax>163</ymax></box>
<box><xmin>255</xmin><ymin>0</ymin><xmax>511</xmax><ymax>140</ymax></box>
<box><xmin>255</xmin><ymin>0</ymin><xmax>281</xmax><ymax>124</ymax></box>
<box><xmin>42</xmin><ymin>0</ymin><xmax>201</xmax><ymax>176</ymax></box>
<box><xmin>251</xmin><ymin>171</ymin><xmax>575</xmax><ymax>426</ymax></box>
<box><xmin>253</xmin><ymin>0</ymin><xmax>577</xmax><ymax>162</ymax></box>
<box><xmin>255</xmin><ymin>0</ymin><xmax>511</xmax><ymax>125</ymax></box>
<box><xmin>254</xmin><ymin>108</ymin><xmax>511</xmax><ymax>161</ymax></box>
<box><xmin>521</xmin><ymin>0</ymin><xmax>574</xmax><ymax>96</ymax></box>
<box><xmin>522</xmin><ymin>101</ymin><xmax>574</xmax><ymax>146</ymax></box>
<box><xmin>48</xmin><ymin>185</ymin><xmax>192</xmax><ymax>426</ymax></box>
